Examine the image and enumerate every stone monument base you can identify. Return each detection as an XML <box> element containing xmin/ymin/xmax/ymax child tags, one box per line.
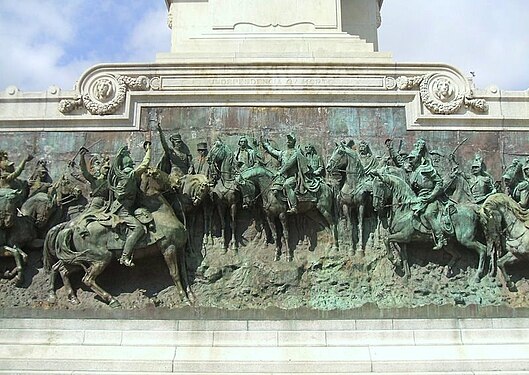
<box><xmin>0</xmin><ymin>308</ymin><xmax>528</xmax><ymax>373</ymax></box>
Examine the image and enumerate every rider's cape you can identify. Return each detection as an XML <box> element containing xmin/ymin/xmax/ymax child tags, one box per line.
<box><xmin>295</xmin><ymin>149</ymin><xmax>321</xmax><ymax>194</ymax></box>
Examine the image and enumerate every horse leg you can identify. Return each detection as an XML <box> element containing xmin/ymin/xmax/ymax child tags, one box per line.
<box><xmin>456</xmin><ymin>225</ymin><xmax>488</xmax><ymax>282</ymax></box>
<box><xmin>279</xmin><ymin>212</ymin><xmax>292</xmax><ymax>262</ymax></box>
<box><xmin>356</xmin><ymin>203</ymin><xmax>365</xmax><ymax>256</ymax></box>
<box><xmin>217</xmin><ymin>202</ymin><xmax>228</xmax><ymax>253</ymax></box>
<box><xmin>386</xmin><ymin>234</ymin><xmax>410</xmax><ymax>280</ymax></box>
<box><xmin>267</xmin><ymin>216</ymin><xmax>282</xmax><ymax>261</ymax></box>
<box><xmin>400</xmin><ymin>243</ymin><xmax>410</xmax><ymax>280</ymax></box>
<box><xmin>81</xmin><ymin>254</ymin><xmax>117</xmax><ymax>307</ymax></box>
<box><xmin>498</xmin><ymin>252</ymin><xmax>518</xmax><ymax>291</ymax></box>
<box><xmin>443</xmin><ymin>247</ymin><xmax>462</xmax><ymax>278</ymax></box>
<box><xmin>161</xmin><ymin>243</ymin><xmax>192</xmax><ymax>304</ymax></box>
<box><xmin>319</xmin><ymin>207</ymin><xmax>339</xmax><ymax>253</ymax></box>
<box><xmin>203</xmin><ymin>205</ymin><xmax>212</xmax><ymax>255</ymax></box>
<box><xmin>46</xmin><ymin>264</ymin><xmax>59</xmax><ymax>304</ymax></box>
<box><xmin>230</xmin><ymin>202</ymin><xmax>238</xmax><ymax>252</ymax></box>
<box><xmin>3</xmin><ymin>246</ymin><xmax>27</xmax><ymax>286</ymax></box>
<box><xmin>58</xmin><ymin>263</ymin><xmax>80</xmax><ymax>305</ymax></box>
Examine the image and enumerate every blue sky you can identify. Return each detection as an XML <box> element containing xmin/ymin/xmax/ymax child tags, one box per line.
<box><xmin>1</xmin><ymin>0</ymin><xmax>527</xmax><ymax>92</ymax></box>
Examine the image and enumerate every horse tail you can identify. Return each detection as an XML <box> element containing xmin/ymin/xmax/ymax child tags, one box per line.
<box><xmin>43</xmin><ymin>222</ymin><xmax>68</xmax><ymax>273</ymax></box>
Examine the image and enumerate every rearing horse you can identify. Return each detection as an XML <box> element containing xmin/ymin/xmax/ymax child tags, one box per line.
<box><xmin>207</xmin><ymin>140</ymin><xmax>242</xmax><ymax>252</ymax></box>
<box><xmin>372</xmin><ymin>171</ymin><xmax>488</xmax><ymax>281</ymax></box>
<box><xmin>326</xmin><ymin>143</ymin><xmax>375</xmax><ymax>255</ymax></box>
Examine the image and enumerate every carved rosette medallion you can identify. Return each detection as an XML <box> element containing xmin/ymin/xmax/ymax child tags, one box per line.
<box><xmin>396</xmin><ymin>73</ymin><xmax>488</xmax><ymax>115</ymax></box>
<box><xmin>59</xmin><ymin>74</ymin><xmax>149</xmax><ymax>115</ymax></box>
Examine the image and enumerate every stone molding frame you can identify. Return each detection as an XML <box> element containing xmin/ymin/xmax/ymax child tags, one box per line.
<box><xmin>396</xmin><ymin>73</ymin><xmax>489</xmax><ymax>115</ymax></box>
<box><xmin>59</xmin><ymin>74</ymin><xmax>150</xmax><ymax>116</ymax></box>
<box><xmin>0</xmin><ymin>61</ymin><xmax>525</xmax><ymax>131</ymax></box>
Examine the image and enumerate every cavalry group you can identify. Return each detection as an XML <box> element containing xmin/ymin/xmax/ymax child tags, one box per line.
<box><xmin>0</xmin><ymin>126</ymin><xmax>526</xmax><ymax>307</ymax></box>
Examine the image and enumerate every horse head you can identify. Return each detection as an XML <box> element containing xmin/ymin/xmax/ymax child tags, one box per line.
<box><xmin>0</xmin><ymin>188</ymin><xmax>22</xmax><ymax>228</ymax></box>
<box><xmin>141</xmin><ymin>167</ymin><xmax>171</xmax><ymax>197</ymax></box>
<box><xmin>371</xmin><ymin>172</ymin><xmax>389</xmax><ymax>212</ymax></box>
<box><xmin>502</xmin><ymin>159</ymin><xmax>523</xmax><ymax>196</ymax></box>
<box><xmin>180</xmin><ymin>174</ymin><xmax>210</xmax><ymax>206</ymax></box>
<box><xmin>326</xmin><ymin>143</ymin><xmax>347</xmax><ymax>174</ymax></box>
<box><xmin>51</xmin><ymin>173</ymin><xmax>83</xmax><ymax>207</ymax></box>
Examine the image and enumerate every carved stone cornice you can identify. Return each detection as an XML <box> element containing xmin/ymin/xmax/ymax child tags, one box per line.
<box><xmin>59</xmin><ymin>74</ymin><xmax>149</xmax><ymax>115</ymax></box>
<box><xmin>396</xmin><ymin>73</ymin><xmax>488</xmax><ymax>115</ymax></box>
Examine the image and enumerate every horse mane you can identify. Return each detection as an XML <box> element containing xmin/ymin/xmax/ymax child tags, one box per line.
<box><xmin>482</xmin><ymin>193</ymin><xmax>529</xmax><ymax>223</ymax></box>
<box><xmin>344</xmin><ymin>149</ymin><xmax>366</xmax><ymax>182</ymax></box>
<box><xmin>180</xmin><ymin>174</ymin><xmax>209</xmax><ymax>197</ymax></box>
<box><xmin>381</xmin><ymin>173</ymin><xmax>416</xmax><ymax>203</ymax></box>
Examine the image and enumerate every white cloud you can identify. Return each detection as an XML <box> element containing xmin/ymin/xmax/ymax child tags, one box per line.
<box><xmin>1</xmin><ymin>1</ymin><xmax>527</xmax><ymax>92</ymax></box>
<box><xmin>378</xmin><ymin>0</ymin><xmax>529</xmax><ymax>90</ymax></box>
<box><xmin>125</xmin><ymin>7</ymin><xmax>171</xmax><ymax>62</ymax></box>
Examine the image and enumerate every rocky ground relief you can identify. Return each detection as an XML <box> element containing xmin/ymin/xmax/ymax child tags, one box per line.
<box><xmin>1</xmin><ymin>216</ymin><xmax>525</xmax><ymax>312</ymax></box>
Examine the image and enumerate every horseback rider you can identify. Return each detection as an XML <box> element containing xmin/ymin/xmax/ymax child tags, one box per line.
<box><xmin>234</xmin><ymin>136</ymin><xmax>258</xmax><ymax>209</ymax></box>
<box><xmin>28</xmin><ymin>158</ymin><xmax>53</xmax><ymax>197</ymax></box>
<box><xmin>157</xmin><ymin>124</ymin><xmax>193</xmax><ymax>177</ymax></box>
<box><xmin>407</xmin><ymin>139</ymin><xmax>448</xmax><ymax>251</ymax></box>
<box><xmin>262</xmin><ymin>133</ymin><xmax>301</xmax><ymax>214</ymax></box>
<box><xmin>0</xmin><ymin>150</ymin><xmax>33</xmax><ymax>205</ymax></box>
<box><xmin>194</xmin><ymin>142</ymin><xmax>210</xmax><ymax>176</ymax></box>
<box><xmin>358</xmin><ymin>140</ymin><xmax>381</xmax><ymax>176</ymax></box>
<box><xmin>459</xmin><ymin>154</ymin><xmax>496</xmax><ymax>205</ymax></box>
<box><xmin>79</xmin><ymin>148</ymin><xmax>111</xmax><ymax>210</ymax></box>
<box><xmin>513</xmin><ymin>158</ymin><xmax>529</xmax><ymax>209</ymax></box>
<box><xmin>304</xmin><ymin>144</ymin><xmax>325</xmax><ymax>179</ymax></box>
<box><xmin>108</xmin><ymin>142</ymin><xmax>152</xmax><ymax>267</ymax></box>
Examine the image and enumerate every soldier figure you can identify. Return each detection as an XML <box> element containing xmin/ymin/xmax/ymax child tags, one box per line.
<box><xmin>79</xmin><ymin>148</ymin><xmax>111</xmax><ymax>209</ymax></box>
<box><xmin>358</xmin><ymin>140</ymin><xmax>380</xmax><ymax>175</ymax></box>
<box><xmin>0</xmin><ymin>150</ymin><xmax>33</xmax><ymax>190</ymax></box>
<box><xmin>234</xmin><ymin>136</ymin><xmax>258</xmax><ymax>209</ymax></box>
<box><xmin>407</xmin><ymin>139</ymin><xmax>448</xmax><ymax>251</ymax></box>
<box><xmin>157</xmin><ymin>124</ymin><xmax>193</xmax><ymax>177</ymax></box>
<box><xmin>263</xmin><ymin>133</ymin><xmax>301</xmax><ymax>214</ymax></box>
<box><xmin>28</xmin><ymin>158</ymin><xmax>53</xmax><ymax>196</ymax></box>
<box><xmin>304</xmin><ymin>144</ymin><xmax>324</xmax><ymax>179</ymax></box>
<box><xmin>108</xmin><ymin>142</ymin><xmax>152</xmax><ymax>267</ymax></box>
<box><xmin>513</xmin><ymin>158</ymin><xmax>529</xmax><ymax>209</ymax></box>
<box><xmin>194</xmin><ymin>142</ymin><xmax>210</xmax><ymax>176</ymax></box>
<box><xmin>465</xmin><ymin>154</ymin><xmax>496</xmax><ymax>204</ymax></box>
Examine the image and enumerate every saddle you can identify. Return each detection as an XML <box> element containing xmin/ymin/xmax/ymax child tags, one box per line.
<box><xmin>73</xmin><ymin>208</ymin><xmax>163</xmax><ymax>250</ymax></box>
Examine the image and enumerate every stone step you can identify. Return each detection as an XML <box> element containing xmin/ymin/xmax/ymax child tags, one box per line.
<box><xmin>0</xmin><ymin>343</ymin><xmax>529</xmax><ymax>373</ymax></box>
<box><xmin>0</xmin><ymin>318</ymin><xmax>527</xmax><ymax>373</ymax></box>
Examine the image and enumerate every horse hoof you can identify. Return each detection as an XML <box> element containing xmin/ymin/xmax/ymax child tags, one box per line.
<box><xmin>47</xmin><ymin>293</ymin><xmax>57</xmax><ymax>305</ymax></box>
<box><xmin>507</xmin><ymin>282</ymin><xmax>517</xmax><ymax>292</ymax></box>
<box><xmin>14</xmin><ymin>276</ymin><xmax>24</xmax><ymax>287</ymax></box>
<box><xmin>109</xmin><ymin>299</ymin><xmax>122</xmax><ymax>308</ymax></box>
<box><xmin>68</xmin><ymin>296</ymin><xmax>80</xmax><ymax>305</ymax></box>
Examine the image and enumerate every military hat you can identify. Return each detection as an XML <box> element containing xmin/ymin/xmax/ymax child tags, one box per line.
<box><xmin>286</xmin><ymin>133</ymin><xmax>296</xmax><ymax>142</ymax></box>
<box><xmin>197</xmin><ymin>142</ymin><xmax>208</xmax><ymax>151</ymax></box>
<box><xmin>429</xmin><ymin>150</ymin><xmax>444</xmax><ymax>157</ymax></box>
<box><xmin>170</xmin><ymin>133</ymin><xmax>182</xmax><ymax>142</ymax></box>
